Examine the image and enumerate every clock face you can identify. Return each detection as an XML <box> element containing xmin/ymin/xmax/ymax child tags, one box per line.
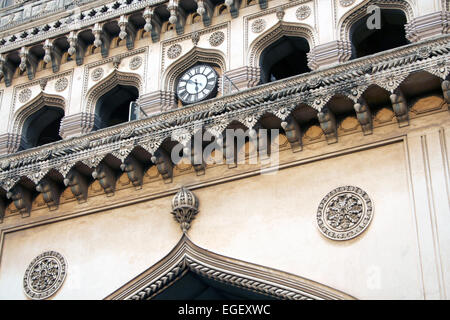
<box><xmin>177</xmin><ymin>65</ymin><xmax>218</xmax><ymax>104</ymax></box>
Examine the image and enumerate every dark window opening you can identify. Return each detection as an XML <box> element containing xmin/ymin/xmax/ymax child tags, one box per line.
<box><xmin>94</xmin><ymin>85</ymin><xmax>139</xmax><ymax>130</ymax></box>
<box><xmin>19</xmin><ymin>106</ymin><xmax>64</xmax><ymax>150</ymax></box>
<box><xmin>350</xmin><ymin>9</ymin><xmax>409</xmax><ymax>59</ymax></box>
<box><xmin>152</xmin><ymin>271</ymin><xmax>278</xmax><ymax>300</ymax></box>
<box><xmin>259</xmin><ymin>36</ymin><xmax>311</xmax><ymax>84</ymax></box>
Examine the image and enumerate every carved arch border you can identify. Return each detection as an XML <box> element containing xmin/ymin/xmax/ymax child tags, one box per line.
<box><xmin>84</xmin><ymin>69</ymin><xmax>143</xmax><ymax>116</ymax></box>
<box><xmin>8</xmin><ymin>92</ymin><xmax>66</xmax><ymax>153</ymax></box>
<box><xmin>161</xmin><ymin>47</ymin><xmax>227</xmax><ymax>93</ymax></box>
<box><xmin>106</xmin><ymin>235</ymin><xmax>355</xmax><ymax>300</ymax></box>
<box><xmin>337</xmin><ymin>0</ymin><xmax>416</xmax><ymax>42</ymax></box>
<box><xmin>247</xmin><ymin>21</ymin><xmax>317</xmax><ymax>69</ymax></box>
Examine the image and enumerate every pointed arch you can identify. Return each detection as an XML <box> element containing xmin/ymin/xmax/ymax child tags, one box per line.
<box><xmin>337</xmin><ymin>0</ymin><xmax>415</xmax><ymax>42</ymax></box>
<box><xmin>106</xmin><ymin>235</ymin><xmax>355</xmax><ymax>300</ymax></box>
<box><xmin>162</xmin><ymin>47</ymin><xmax>227</xmax><ymax>93</ymax></box>
<box><xmin>84</xmin><ymin>69</ymin><xmax>143</xmax><ymax>116</ymax></box>
<box><xmin>248</xmin><ymin>21</ymin><xmax>317</xmax><ymax>70</ymax></box>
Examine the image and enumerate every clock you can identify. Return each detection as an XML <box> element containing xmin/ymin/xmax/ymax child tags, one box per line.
<box><xmin>176</xmin><ymin>64</ymin><xmax>218</xmax><ymax>104</ymax></box>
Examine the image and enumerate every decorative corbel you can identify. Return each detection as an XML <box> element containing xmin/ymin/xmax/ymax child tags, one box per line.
<box><xmin>224</xmin><ymin>0</ymin><xmax>241</xmax><ymax>19</ymax></box>
<box><xmin>19</xmin><ymin>47</ymin><xmax>38</xmax><ymax>80</ymax></box>
<box><xmin>120</xmin><ymin>155</ymin><xmax>144</xmax><ymax>189</ymax></box>
<box><xmin>118</xmin><ymin>15</ymin><xmax>137</xmax><ymax>50</ymax></box>
<box><xmin>281</xmin><ymin>116</ymin><xmax>302</xmax><ymax>152</ymax></box>
<box><xmin>93</xmin><ymin>23</ymin><xmax>111</xmax><ymax>58</ymax></box>
<box><xmin>92</xmin><ymin>163</ymin><xmax>117</xmax><ymax>196</ymax></box>
<box><xmin>258</xmin><ymin>0</ymin><xmax>268</xmax><ymax>10</ymax></box>
<box><xmin>354</xmin><ymin>99</ymin><xmax>373</xmax><ymax>135</ymax></box>
<box><xmin>190</xmin><ymin>143</ymin><xmax>205</xmax><ymax>176</ymax></box>
<box><xmin>390</xmin><ymin>90</ymin><xmax>409</xmax><ymax>127</ymax></box>
<box><xmin>151</xmin><ymin>149</ymin><xmax>173</xmax><ymax>183</ymax></box>
<box><xmin>442</xmin><ymin>80</ymin><xmax>450</xmax><ymax>104</ymax></box>
<box><xmin>64</xmin><ymin>169</ymin><xmax>89</xmax><ymax>203</ymax></box>
<box><xmin>0</xmin><ymin>54</ymin><xmax>15</xmax><ymax>87</ymax></box>
<box><xmin>195</xmin><ymin>0</ymin><xmax>213</xmax><ymax>27</ymax></box>
<box><xmin>143</xmin><ymin>7</ymin><xmax>162</xmax><ymax>43</ymax></box>
<box><xmin>317</xmin><ymin>107</ymin><xmax>338</xmax><ymax>144</ymax></box>
<box><xmin>36</xmin><ymin>178</ymin><xmax>61</xmax><ymax>211</ymax></box>
<box><xmin>167</xmin><ymin>0</ymin><xmax>186</xmax><ymax>35</ymax></box>
<box><xmin>6</xmin><ymin>185</ymin><xmax>32</xmax><ymax>218</ymax></box>
<box><xmin>0</xmin><ymin>197</ymin><xmax>5</xmax><ymax>223</ymax></box>
<box><xmin>68</xmin><ymin>31</ymin><xmax>87</xmax><ymax>66</ymax></box>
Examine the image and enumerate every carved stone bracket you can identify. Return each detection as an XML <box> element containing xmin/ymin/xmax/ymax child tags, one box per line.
<box><xmin>6</xmin><ymin>184</ymin><xmax>32</xmax><ymax>218</ymax></box>
<box><xmin>64</xmin><ymin>169</ymin><xmax>89</xmax><ymax>203</ymax></box>
<box><xmin>390</xmin><ymin>91</ymin><xmax>409</xmax><ymax>127</ymax></box>
<box><xmin>281</xmin><ymin>116</ymin><xmax>302</xmax><ymax>152</ymax></box>
<box><xmin>196</xmin><ymin>0</ymin><xmax>213</xmax><ymax>27</ymax></box>
<box><xmin>317</xmin><ymin>107</ymin><xmax>337</xmax><ymax>144</ymax></box>
<box><xmin>120</xmin><ymin>155</ymin><xmax>144</xmax><ymax>189</ymax></box>
<box><xmin>354</xmin><ymin>100</ymin><xmax>373</xmax><ymax>135</ymax></box>
<box><xmin>92</xmin><ymin>162</ymin><xmax>116</xmax><ymax>196</ymax></box>
<box><xmin>36</xmin><ymin>178</ymin><xmax>61</xmax><ymax>211</ymax></box>
<box><xmin>152</xmin><ymin>149</ymin><xmax>173</xmax><ymax>183</ymax></box>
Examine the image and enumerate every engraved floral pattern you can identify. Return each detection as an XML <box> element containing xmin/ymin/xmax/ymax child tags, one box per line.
<box><xmin>167</xmin><ymin>44</ymin><xmax>182</xmax><ymax>59</ymax></box>
<box><xmin>209</xmin><ymin>31</ymin><xmax>225</xmax><ymax>47</ymax></box>
<box><xmin>251</xmin><ymin>19</ymin><xmax>266</xmax><ymax>33</ymax></box>
<box><xmin>339</xmin><ymin>0</ymin><xmax>355</xmax><ymax>7</ymax></box>
<box><xmin>18</xmin><ymin>88</ymin><xmax>32</xmax><ymax>103</ymax></box>
<box><xmin>296</xmin><ymin>5</ymin><xmax>311</xmax><ymax>20</ymax></box>
<box><xmin>91</xmin><ymin>68</ymin><xmax>104</xmax><ymax>81</ymax></box>
<box><xmin>23</xmin><ymin>251</ymin><xmax>67</xmax><ymax>300</ymax></box>
<box><xmin>129</xmin><ymin>56</ymin><xmax>142</xmax><ymax>70</ymax></box>
<box><xmin>317</xmin><ymin>186</ymin><xmax>373</xmax><ymax>240</ymax></box>
<box><xmin>54</xmin><ymin>77</ymin><xmax>68</xmax><ymax>92</ymax></box>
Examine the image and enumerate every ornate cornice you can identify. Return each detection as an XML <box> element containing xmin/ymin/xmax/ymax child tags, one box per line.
<box><xmin>0</xmin><ymin>35</ymin><xmax>448</xmax><ymax>192</ymax></box>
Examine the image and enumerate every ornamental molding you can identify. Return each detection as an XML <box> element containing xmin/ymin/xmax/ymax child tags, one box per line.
<box><xmin>0</xmin><ymin>36</ymin><xmax>448</xmax><ymax>191</ymax></box>
<box><xmin>23</xmin><ymin>251</ymin><xmax>67</xmax><ymax>300</ymax></box>
<box><xmin>106</xmin><ymin>235</ymin><xmax>355</xmax><ymax>300</ymax></box>
<box><xmin>0</xmin><ymin>0</ymin><xmax>168</xmax><ymax>54</ymax></box>
<box><xmin>54</xmin><ymin>77</ymin><xmax>69</xmax><ymax>92</ymax></box>
<box><xmin>18</xmin><ymin>88</ymin><xmax>32</xmax><ymax>103</ymax></box>
<box><xmin>296</xmin><ymin>5</ymin><xmax>311</xmax><ymax>20</ymax></box>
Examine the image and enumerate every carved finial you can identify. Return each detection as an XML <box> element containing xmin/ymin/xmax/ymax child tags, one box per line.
<box><xmin>191</xmin><ymin>31</ymin><xmax>200</xmax><ymax>46</ymax></box>
<box><xmin>113</xmin><ymin>56</ymin><xmax>121</xmax><ymax>69</ymax></box>
<box><xmin>276</xmin><ymin>7</ymin><xmax>285</xmax><ymax>21</ymax></box>
<box><xmin>171</xmin><ymin>187</ymin><xmax>199</xmax><ymax>232</ymax></box>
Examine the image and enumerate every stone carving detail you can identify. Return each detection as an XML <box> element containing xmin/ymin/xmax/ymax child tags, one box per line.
<box><xmin>167</xmin><ymin>44</ymin><xmax>182</xmax><ymax>59</ymax></box>
<box><xmin>171</xmin><ymin>187</ymin><xmax>199</xmax><ymax>232</ymax></box>
<box><xmin>129</xmin><ymin>56</ymin><xmax>142</xmax><ymax>70</ymax></box>
<box><xmin>54</xmin><ymin>77</ymin><xmax>68</xmax><ymax>92</ymax></box>
<box><xmin>91</xmin><ymin>68</ymin><xmax>104</xmax><ymax>81</ymax></box>
<box><xmin>23</xmin><ymin>251</ymin><xmax>67</xmax><ymax>300</ymax></box>
<box><xmin>317</xmin><ymin>186</ymin><xmax>373</xmax><ymax>241</ymax></box>
<box><xmin>209</xmin><ymin>31</ymin><xmax>225</xmax><ymax>47</ymax></box>
<box><xmin>18</xmin><ymin>88</ymin><xmax>32</xmax><ymax>103</ymax></box>
<box><xmin>296</xmin><ymin>5</ymin><xmax>311</xmax><ymax>20</ymax></box>
<box><xmin>251</xmin><ymin>19</ymin><xmax>266</xmax><ymax>33</ymax></box>
<box><xmin>339</xmin><ymin>0</ymin><xmax>355</xmax><ymax>6</ymax></box>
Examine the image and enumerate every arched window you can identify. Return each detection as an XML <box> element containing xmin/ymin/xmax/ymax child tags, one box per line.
<box><xmin>19</xmin><ymin>106</ymin><xmax>64</xmax><ymax>150</ymax></box>
<box><xmin>350</xmin><ymin>9</ymin><xmax>409</xmax><ymax>59</ymax></box>
<box><xmin>94</xmin><ymin>85</ymin><xmax>139</xmax><ymax>130</ymax></box>
<box><xmin>259</xmin><ymin>36</ymin><xmax>310</xmax><ymax>84</ymax></box>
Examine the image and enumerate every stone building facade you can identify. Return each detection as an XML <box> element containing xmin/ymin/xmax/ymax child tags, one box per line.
<box><xmin>0</xmin><ymin>0</ymin><xmax>449</xmax><ymax>299</ymax></box>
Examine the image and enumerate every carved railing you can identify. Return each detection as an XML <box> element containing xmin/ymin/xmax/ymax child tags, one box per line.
<box><xmin>0</xmin><ymin>35</ymin><xmax>449</xmax><ymax>217</ymax></box>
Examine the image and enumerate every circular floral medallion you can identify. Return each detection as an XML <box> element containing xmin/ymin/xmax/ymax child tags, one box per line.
<box><xmin>317</xmin><ymin>186</ymin><xmax>373</xmax><ymax>241</ymax></box>
<box><xmin>251</xmin><ymin>19</ymin><xmax>266</xmax><ymax>33</ymax></box>
<box><xmin>18</xmin><ymin>88</ymin><xmax>32</xmax><ymax>103</ymax></box>
<box><xmin>167</xmin><ymin>44</ymin><xmax>182</xmax><ymax>59</ymax></box>
<box><xmin>129</xmin><ymin>56</ymin><xmax>143</xmax><ymax>70</ymax></box>
<box><xmin>209</xmin><ymin>31</ymin><xmax>225</xmax><ymax>47</ymax></box>
<box><xmin>91</xmin><ymin>67</ymin><xmax>104</xmax><ymax>81</ymax></box>
<box><xmin>339</xmin><ymin>0</ymin><xmax>355</xmax><ymax>7</ymax></box>
<box><xmin>23</xmin><ymin>251</ymin><xmax>67</xmax><ymax>300</ymax></box>
<box><xmin>296</xmin><ymin>5</ymin><xmax>311</xmax><ymax>20</ymax></box>
<box><xmin>54</xmin><ymin>77</ymin><xmax>68</xmax><ymax>92</ymax></box>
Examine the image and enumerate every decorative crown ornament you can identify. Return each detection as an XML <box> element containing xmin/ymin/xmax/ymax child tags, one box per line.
<box><xmin>171</xmin><ymin>187</ymin><xmax>199</xmax><ymax>232</ymax></box>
